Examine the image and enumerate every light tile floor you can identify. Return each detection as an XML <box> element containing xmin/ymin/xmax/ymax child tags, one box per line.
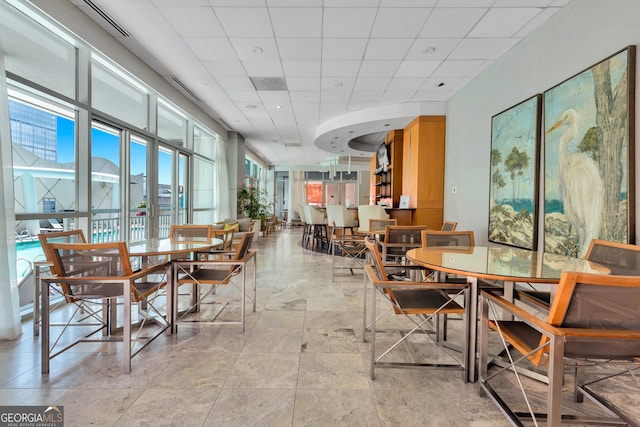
<box><xmin>0</xmin><ymin>227</ymin><xmax>637</xmax><ymax>426</ymax></box>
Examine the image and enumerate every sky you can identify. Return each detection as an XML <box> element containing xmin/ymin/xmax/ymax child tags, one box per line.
<box><xmin>57</xmin><ymin>116</ymin><xmax>170</xmax><ymax>184</ymax></box>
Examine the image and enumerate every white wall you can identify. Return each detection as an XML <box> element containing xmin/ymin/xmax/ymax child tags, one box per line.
<box><xmin>445</xmin><ymin>0</ymin><xmax>640</xmax><ymax>245</ymax></box>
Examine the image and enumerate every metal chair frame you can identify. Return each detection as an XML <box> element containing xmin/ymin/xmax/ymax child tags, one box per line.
<box><xmin>479</xmin><ymin>272</ymin><xmax>640</xmax><ymax>426</ymax></box>
<box><xmin>364</xmin><ymin>238</ymin><xmax>469</xmax><ymax>381</ymax></box>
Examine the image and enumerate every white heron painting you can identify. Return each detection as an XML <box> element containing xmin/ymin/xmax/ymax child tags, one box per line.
<box><xmin>489</xmin><ymin>95</ymin><xmax>541</xmax><ymax>250</ymax></box>
<box><xmin>544</xmin><ymin>46</ymin><xmax>635</xmax><ymax>258</ymax></box>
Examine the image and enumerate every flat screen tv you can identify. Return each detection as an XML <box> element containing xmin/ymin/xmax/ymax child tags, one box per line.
<box><xmin>376</xmin><ymin>143</ymin><xmax>390</xmax><ymax>172</ymax></box>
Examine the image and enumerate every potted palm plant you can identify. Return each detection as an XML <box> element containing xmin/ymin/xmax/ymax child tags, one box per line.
<box><xmin>238</xmin><ymin>186</ymin><xmax>273</xmax><ymax>234</ymax></box>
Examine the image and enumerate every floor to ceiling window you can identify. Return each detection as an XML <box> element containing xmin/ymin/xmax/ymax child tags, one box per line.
<box><xmin>129</xmin><ymin>136</ymin><xmax>148</xmax><ymax>241</ymax></box>
<box><xmin>90</xmin><ymin>121</ymin><xmax>121</xmax><ymax>242</ymax></box>
<box><xmin>1</xmin><ymin>1</ymin><xmax>224</xmax><ymax>318</ymax></box>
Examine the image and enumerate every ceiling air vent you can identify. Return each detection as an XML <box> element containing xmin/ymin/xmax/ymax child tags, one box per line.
<box><xmin>170</xmin><ymin>76</ymin><xmax>202</xmax><ymax>102</ymax></box>
<box><xmin>83</xmin><ymin>0</ymin><xmax>131</xmax><ymax>38</ymax></box>
<box><xmin>250</xmin><ymin>77</ymin><xmax>288</xmax><ymax>91</ymax></box>
<box><xmin>283</xmin><ymin>142</ymin><xmax>302</xmax><ymax>147</ymax></box>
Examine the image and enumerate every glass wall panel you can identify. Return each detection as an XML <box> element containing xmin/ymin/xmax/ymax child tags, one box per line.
<box><xmin>158</xmin><ymin>102</ymin><xmax>186</xmax><ymax>145</ymax></box>
<box><xmin>194</xmin><ymin>157</ymin><xmax>214</xmax><ymax>210</ymax></box>
<box><xmin>0</xmin><ymin>3</ymin><xmax>76</xmax><ymax>99</ymax></box>
<box><xmin>157</xmin><ymin>146</ymin><xmax>173</xmax><ymax>237</ymax></box>
<box><xmin>91</xmin><ymin>122</ymin><xmax>121</xmax><ymax>242</ymax></box>
<box><xmin>129</xmin><ymin>137</ymin><xmax>148</xmax><ymax>241</ymax></box>
<box><xmin>178</xmin><ymin>152</ymin><xmax>188</xmax><ymax>224</ymax></box>
<box><xmin>10</xmin><ymin>96</ymin><xmax>76</xmax><ymax>222</ymax></box>
<box><xmin>194</xmin><ymin>124</ymin><xmax>216</xmax><ymax>159</ymax></box>
<box><xmin>91</xmin><ymin>59</ymin><xmax>148</xmax><ymax>130</ymax></box>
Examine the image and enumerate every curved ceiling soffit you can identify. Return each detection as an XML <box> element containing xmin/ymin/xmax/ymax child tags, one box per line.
<box><xmin>314</xmin><ymin>101</ymin><xmax>446</xmax><ymax>158</ymax></box>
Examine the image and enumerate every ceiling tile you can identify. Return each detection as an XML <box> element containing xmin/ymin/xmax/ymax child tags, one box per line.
<box><xmin>322</xmin><ymin>61</ymin><xmax>361</xmax><ymax>77</ymax></box>
<box><xmin>291</xmin><ymin>101</ymin><xmax>320</xmax><ymax>111</ymax></box>
<box><xmin>286</xmin><ymin>77</ymin><xmax>320</xmax><ymax>91</ymax></box>
<box><xmin>290</xmin><ymin>91</ymin><xmax>320</xmax><ymax>102</ymax></box>
<box><xmin>270</xmin><ymin>8</ymin><xmax>322</xmax><ymax>37</ymax></box>
<box><xmin>405</xmin><ymin>38</ymin><xmax>460</xmax><ymax>60</ymax></box>
<box><xmin>282</xmin><ymin>61</ymin><xmax>321</xmax><ymax>77</ymax></box>
<box><xmin>267</xmin><ymin>0</ymin><xmax>322</xmax><ymax>6</ymax></box>
<box><xmin>358</xmin><ymin>60</ymin><xmax>400</xmax><ymax>77</ymax></box>
<box><xmin>448</xmin><ymin>38</ymin><xmax>508</xmax><ymax>60</ymax></box>
<box><xmin>321</xmin><ymin>39</ymin><xmax>368</xmax><ymax>60</ymax></box>
<box><xmin>364</xmin><ymin>39</ymin><xmax>413</xmax><ymax>60</ymax></box>
<box><xmin>215</xmin><ymin>7</ymin><xmax>273</xmax><ymax>37</ymax></box>
<box><xmin>230</xmin><ymin>38</ymin><xmax>279</xmax><ymax>60</ymax></box>
<box><xmin>350</xmin><ymin>90</ymin><xmax>384</xmax><ymax>102</ymax></box>
<box><xmin>422</xmin><ymin>77</ymin><xmax>464</xmax><ymax>90</ymax></box>
<box><xmin>321</xmin><ymin>77</ymin><xmax>356</xmax><ymax>91</ymax></box>
<box><xmin>323</xmin><ymin>8</ymin><xmax>377</xmax><ymax>38</ymax></box>
<box><xmin>323</xmin><ymin>0</ymin><xmax>379</xmax><ymax>6</ymax></box>
<box><xmin>277</xmin><ymin>38</ymin><xmax>322</xmax><ymax>60</ymax></box>
<box><xmin>394</xmin><ymin>60</ymin><xmax>440</xmax><ymax>77</ymax></box>
<box><xmin>258</xmin><ymin>91</ymin><xmax>290</xmax><ymax>103</ymax></box>
<box><xmin>434</xmin><ymin>0</ymin><xmax>494</xmax><ymax>6</ymax></box>
<box><xmin>158</xmin><ymin>7</ymin><xmax>225</xmax><ymax>37</ymax></box>
<box><xmin>386</xmin><ymin>77</ymin><xmax>425</xmax><ymax>91</ymax></box>
<box><xmin>431</xmin><ymin>60</ymin><xmax>484</xmax><ymax>77</ymax></box>
<box><xmin>420</xmin><ymin>8</ymin><xmax>488</xmax><ymax>38</ymax></box>
<box><xmin>77</xmin><ymin>0</ymin><xmax>572</xmax><ymax>166</ymax></box>
<box><xmin>380</xmin><ymin>91</ymin><xmax>417</xmax><ymax>103</ymax></box>
<box><xmin>370</xmin><ymin>8</ymin><xmax>432</xmax><ymax>38</ymax></box>
<box><xmin>322</xmin><ymin>91</ymin><xmax>352</xmax><ymax>102</ymax></box>
<box><xmin>493</xmin><ymin>0</ymin><xmax>553</xmax><ymax>6</ymax></box>
<box><xmin>153</xmin><ymin>0</ymin><xmax>208</xmax><ymax>6</ymax></box>
<box><xmin>380</xmin><ymin>0</ymin><xmax>437</xmax><ymax>6</ymax></box>
<box><xmin>242</xmin><ymin>60</ymin><xmax>284</xmax><ymax>77</ymax></box>
<box><xmin>468</xmin><ymin>8</ymin><xmax>542</xmax><ymax>38</ymax></box>
<box><xmin>225</xmin><ymin>91</ymin><xmax>261</xmax><ymax>102</ymax></box>
<box><xmin>208</xmin><ymin>0</ymin><xmax>265</xmax><ymax>5</ymax></box>
<box><xmin>214</xmin><ymin>76</ymin><xmax>255</xmax><ymax>91</ymax></box>
<box><xmin>185</xmin><ymin>37</ymin><xmax>237</xmax><ymax>60</ymax></box>
<box><xmin>203</xmin><ymin>60</ymin><xmax>246</xmax><ymax>77</ymax></box>
<box><xmin>353</xmin><ymin>77</ymin><xmax>391</xmax><ymax>91</ymax></box>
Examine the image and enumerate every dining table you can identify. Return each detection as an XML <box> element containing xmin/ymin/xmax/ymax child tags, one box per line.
<box><xmin>127</xmin><ymin>237</ymin><xmax>223</xmax><ymax>333</ymax></box>
<box><xmin>405</xmin><ymin>245</ymin><xmax>609</xmax><ymax>382</ymax></box>
<box><xmin>36</xmin><ymin>237</ymin><xmax>223</xmax><ymax>336</ymax></box>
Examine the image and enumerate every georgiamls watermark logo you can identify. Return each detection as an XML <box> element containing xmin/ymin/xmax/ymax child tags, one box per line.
<box><xmin>0</xmin><ymin>405</ymin><xmax>64</xmax><ymax>427</ymax></box>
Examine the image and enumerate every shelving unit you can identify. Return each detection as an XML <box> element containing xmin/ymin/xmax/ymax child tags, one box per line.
<box><xmin>370</xmin><ymin>130</ymin><xmax>403</xmax><ymax>207</ymax></box>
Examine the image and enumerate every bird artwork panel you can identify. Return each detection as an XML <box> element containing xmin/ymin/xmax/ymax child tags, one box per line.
<box><xmin>544</xmin><ymin>46</ymin><xmax>635</xmax><ymax>258</ymax></box>
<box><xmin>489</xmin><ymin>95</ymin><xmax>541</xmax><ymax>250</ymax></box>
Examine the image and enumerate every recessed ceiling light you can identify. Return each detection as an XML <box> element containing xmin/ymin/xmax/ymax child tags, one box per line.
<box><xmin>245</xmin><ymin>104</ymin><xmax>257</xmax><ymax>109</ymax></box>
<box><xmin>423</xmin><ymin>47</ymin><xmax>436</xmax><ymax>55</ymax></box>
<box><xmin>251</xmin><ymin>46</ymin><xmax>263</xmax><ymax>54</ymax></box>
<box><xmin>276</xmin><ymin>105</ymin><xmax>283</xmax><ymax>109</ymax></box>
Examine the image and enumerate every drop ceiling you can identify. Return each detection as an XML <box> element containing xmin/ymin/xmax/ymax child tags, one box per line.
<box><xmin>69</xmin><ymin>0</ymin><xmax>570</xmax><ymax>166</ymax></box>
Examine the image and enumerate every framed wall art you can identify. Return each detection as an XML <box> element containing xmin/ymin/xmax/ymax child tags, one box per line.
<box><xmin>544</xmin><ymin>46</ymin><xmax>636</xmax><ymax>258</ymax></box>
<box><xmin>488</xmin><ymin>94</ymin><xmax>542</xmax><ymax>250</ymax></box>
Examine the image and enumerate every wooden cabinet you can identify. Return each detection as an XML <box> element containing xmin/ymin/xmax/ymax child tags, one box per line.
<box><xmin>402</xmin><ymin>116</ymin><xmax>445</xmax><ymax>228</ymax></box>
<box><xmin>370</xmin><ymin>130</ymin><xmax>403</xmax><ymax>208</ymax></box>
